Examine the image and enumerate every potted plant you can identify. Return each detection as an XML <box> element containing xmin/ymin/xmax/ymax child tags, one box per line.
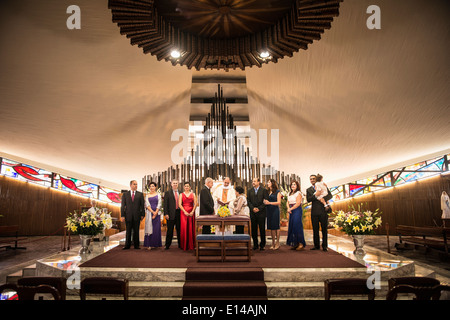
<box><xmin>329</xmin><ymin>202</ymin><xmax>382</xmax><ymax>256</ymax></box>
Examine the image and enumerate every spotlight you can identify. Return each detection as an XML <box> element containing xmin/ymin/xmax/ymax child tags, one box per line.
<box><xmin>171</xmin><ymin>50</ymin><xmax>181</xmax><ymax>59</ymax></box>
<box><xmin>260</xmin><ymin>51</ymin><xmax>270</xmax><ymax>59</ymax></box>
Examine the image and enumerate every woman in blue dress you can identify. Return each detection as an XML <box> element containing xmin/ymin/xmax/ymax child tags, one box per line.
<box><xmin>264</xmin><ymin>179</ymin><xmax>281</xmax><ymax>250</ymax></box>
<box><xmin>143</xmin><ymin>182</ymin><xmax>162</xmax><ymax>250</ymax></box>
<box><xmin>286</xmin><ymin>180</ymin><xmax>306</xmax><ymax>250</ymax></box>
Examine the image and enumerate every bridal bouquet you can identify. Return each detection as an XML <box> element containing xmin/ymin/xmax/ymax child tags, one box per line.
<box><xmin>66</xmin><ymin>207</ymin><xmax>112</xmax><ymax>236</ymax></box>
<box><xmin>217</xmin><ymin>205</ymin><xmax>231</xmax><ymax>218</ymax></box>
<box><xmin>330</xmin><ymin>203</ymin><xmax>382</xmax><ymax>235</ymax></box>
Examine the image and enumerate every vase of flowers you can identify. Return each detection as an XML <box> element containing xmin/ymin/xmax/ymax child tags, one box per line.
<box><xmin>66</xmin><ymin>207</ymin><xmax>113</xmax><ymax>255</ymax></box>
<box><xmin>330</xmin><ymin>203</ymin><xmax>382</xmax><ymax>256</ymax></box>
<box><xmin>217</xmin><ymin>205</ymin><xmax>231</xmax><ymax>235</ymax></box>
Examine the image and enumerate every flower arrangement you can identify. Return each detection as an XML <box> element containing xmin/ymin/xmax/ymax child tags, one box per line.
<box><xmin>66</xmin><ymin>207</ymin><xmax>113</xmax><ymax>236</ymax></box>
<box><xmin>330</xmin><ymin>203</ymin><xmax>382</xmax><ymax>235</ymax></box>
<box><xmin>217</xmin><ymin>205</ymin><xmax>231</xmax><ymax>218</ymax></box>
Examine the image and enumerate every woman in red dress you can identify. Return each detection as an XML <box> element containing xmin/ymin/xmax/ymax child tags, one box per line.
<box><xmin>178</xmin><ymin>182</ymin><xmax>197</xmax><ymax>251</ymax></box>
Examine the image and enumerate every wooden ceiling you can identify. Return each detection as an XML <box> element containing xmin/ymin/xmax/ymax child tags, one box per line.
<box><xmin>154</xmin><ymin>0</ymin><xmax>295</xmax><ymax>39</ymax></box>
<box><xmin>108</xmin><ymin>0</ymin><xmax>343</xmax><ymax>70</ymax></box>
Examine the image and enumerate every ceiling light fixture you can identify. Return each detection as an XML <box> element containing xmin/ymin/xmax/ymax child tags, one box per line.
<box><xmin>260</xmin><ymin>51</ymin><xmax>270</xmax><ymax>59</ymax></box>
<box><xmin>170</xmin><ymin>50</ymin><xmax>181</xmax><ymax>59</ymax></box>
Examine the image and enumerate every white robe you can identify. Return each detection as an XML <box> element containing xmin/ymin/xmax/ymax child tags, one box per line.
<box><xmin>213</xmin><ymin>185</ymin><xmax>236</xmax><ymax>214</ymax></box>
<box><xmin>441</xmin><ymin>192</ymin><xmax>450</xmax><ymax>219</ymax></box>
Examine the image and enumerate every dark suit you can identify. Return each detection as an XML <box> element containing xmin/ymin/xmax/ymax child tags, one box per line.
<box><xmin>199</xmin><ymin>186</ymin><xmax>215</xmax><ymax>234</ymax></box>
<box><xmin>307</xmin><ymin>185</ymin><xmax>332</xmax><ymax>249</ymax></box>
<box><xmin>164</xmin><ymin>188</ymin><xmax>181</xmax><ymax>248</ymax></box>
<box><xmin>121</xmin><ymin>190</ymin><xmax>145</xmax><ymax>249</ymax></box>
<box><xmin>247</xmin><ymin>186</ymin><xmax>269</xmax><ymax>249</ymax></box>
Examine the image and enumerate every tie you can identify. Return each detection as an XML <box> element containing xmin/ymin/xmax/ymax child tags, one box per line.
<box><xmin>175</xmin><ymin>191</ymin><xmax>179</xmax><ymax>209</ymax></box>
<box><xmin>132</xmin><ymin>191</ymin><xmax>135</xmax><ymax>202</ymax></box>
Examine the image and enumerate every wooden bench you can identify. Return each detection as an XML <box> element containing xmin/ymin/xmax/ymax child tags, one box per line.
<box><xmin>223</xmin><ymin>216</ymin><xmax>252</xmax><ymax>262</ymax></box>
<box><xmin>195</xmin><ymin>215</ymin><xmax>252</xmax><ymax>262</ymax></box>
<box><xmin>0</xmin><ymin>225</ymin><xmax>27</xmax><ymax>251</ymax></box>
<box><xmin>395</xmin><ymin>225</ymin><xmax>449</xmax><ymax>260</ymax></box>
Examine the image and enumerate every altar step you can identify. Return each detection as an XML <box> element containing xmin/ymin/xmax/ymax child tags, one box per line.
<box><xmin>69</xmin><ymin>266</ymin><xmax>418</xmax><ymax>300</ymax></box>
<box><xmin>65</xmin><ymin>280</ymin><xmax>394</xmax><ymax>300</ymax></box>
<box><xmin>6</xmin><ymin>264</ymin><xmax>36</xmax><ymax>284</ymax></box>
<box><xmin>183</xmin><ymin>267</ymin><xmax>267</xmax><ymax>300</ymax></box>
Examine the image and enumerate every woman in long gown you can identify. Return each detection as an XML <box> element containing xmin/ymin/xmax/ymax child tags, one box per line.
<box><xmin>143</xmin><ymin>182</ymin><xmax>162</xmax><ymax>250</ymax></box>
<box><xmin>264</xmin><ymin>179</ymin><xmax>281</xmax><ymax>250</ymax></box>
<box><xmin>178</xmin><ymin>182</ymin><xmax>197</xmax><ymax>251</ymax></box>
<box><xmin>286</xmin><ymin>180</ymin><xmax>306</xmax><ymax>251</ymax></box>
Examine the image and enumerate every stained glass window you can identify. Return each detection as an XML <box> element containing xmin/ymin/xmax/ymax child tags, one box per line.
<box><xmin>99</xmin><ymin>186</ymin><xmax>122</xmax><ymax>204</ymax></box>
<box><xmin>0</xmin><ymin>158</ymin><xmax>52</xmax><ymax>187</ymax></box>
<box><xmin>330</xmin><ymin>154</ymin><xmax>449</xmax><ymax>202</ymax></box>
<box><xmin>53</xmin><ymin>174</ymin><xmax>98</xmax><ymax>197</ymax></box>
<box><xmin>0</xmin><ymin>157</ymin><xmax>121</xmax><ymax>205</ymax></box>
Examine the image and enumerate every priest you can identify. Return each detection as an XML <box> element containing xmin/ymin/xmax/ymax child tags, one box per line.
<box><xmin>213</xmin><ymin>177</ymin><xmax>236</xmax><ymax>214</ymax></box>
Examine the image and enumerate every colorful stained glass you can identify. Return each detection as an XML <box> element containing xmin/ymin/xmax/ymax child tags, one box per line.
<box><xmin>0</xmin><ymin>157</ymin><xmax>122</xmax><ymax>205</ymax></box>
<box><xmin>0</xmin><ymin>158</ymin><xmax>52</xmax><ymax>187</ymax></box>
<box><xmin>383</xmin><ymin>174</ymin><xmax>392</xmax><ymax>187</ymax></box>
<box><xmin>330</xmin><ymin>185</ymin><xmax>344</xmax><ymax>202</ymax></box>
<box><xmin>349</xmin><ymin>184</ymin><xmax>364</xmax><ymax>196</ymax></box>
<box><xmin>99</xmin><ymin>186</ymin><xmax>122</xmax><ymax>203</ymax></box>
<box><xmin>418</xmin><ymin>158</ymin><xmax>444</xmax><ymax>171</ymax></box>
<box><xmin>52</xmin><ymin>174</ymin><xmax>98</xmax><ymax>197</ymax></box>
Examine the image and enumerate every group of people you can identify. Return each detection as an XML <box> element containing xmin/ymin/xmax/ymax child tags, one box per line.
<box><xmin>120</xmin><ymin>174</ymin><xmax>332</xmax><ymax>252</ymax></box>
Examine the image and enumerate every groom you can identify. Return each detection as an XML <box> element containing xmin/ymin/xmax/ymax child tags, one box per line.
<box><xmin>307</xmin><ymin>174</ymin><xmax>332</xmax><ymax>251</ymax></box>
<box><xmin>164</xmin><ymin>179</ymin><xmax>181</xmax><ymax>249</ymax></box>
<box><xmin>247</xmin><ymin>177</ymin><xmax>269</xmax><ymax>250</ymax></box>
<box><xmin>120</xmin><ymin>180</ymin><xmax>145</xmax><ymax>249</ymax></box>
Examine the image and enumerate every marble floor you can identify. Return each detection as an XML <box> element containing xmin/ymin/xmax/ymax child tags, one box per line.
<box><xmin>1</xmin><ymin>229</ymin><xmax>449</xmax><ymax>299</ymax></box>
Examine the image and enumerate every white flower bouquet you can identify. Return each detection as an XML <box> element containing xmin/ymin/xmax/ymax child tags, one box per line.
<box><xmin>66</xmin><ymin>207</ymin><xmax>112</xmax><ymax>236</ymax></box>
<box><xmin>330</xmin><ymin>203</ymin><xmax>382</xmax><ymax>235</ymax></box>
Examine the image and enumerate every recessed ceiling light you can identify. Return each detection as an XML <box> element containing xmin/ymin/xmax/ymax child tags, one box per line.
<box><xmin>171</xmin><ymin>50</ymin><xmax>181</xmax><ymax>58</ymax></box>
<box><xmin>260</xmin><ymin>51</ymin><xmax>270</xmax><ymax>59</ymax></box>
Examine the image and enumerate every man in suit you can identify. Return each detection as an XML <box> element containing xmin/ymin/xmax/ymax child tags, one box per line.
<box><xmin>164</xmin><ymin>179</ymin><xmax>181</xmax><ymax>249</ymax></box>
<box><xmin>199</xmin><ymin>177</ymin><xmax>215</xmax><ymax>234</ymax></box>
<box><xmin>120</xmin><ymin>180</ymin><xmax>145</xmax><ymax>249</ymax></box>
<box><xmin>306</xmin><ymin>174</ymin><xmax>332</xmax><ymax>251</ymax></box>
<box><xmin>247</xmin><ymin>177</ymin><xmax>269</xmax><ymax>250</ymax></box>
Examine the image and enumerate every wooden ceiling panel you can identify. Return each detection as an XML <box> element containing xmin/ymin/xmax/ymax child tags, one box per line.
<box><xmin>108</xmin><ymin>0</ymin><xmax>343</xmax><ymax>70</ymax></box>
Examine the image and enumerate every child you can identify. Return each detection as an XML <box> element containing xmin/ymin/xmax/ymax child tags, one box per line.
<box><xmin>314</xmin><ymin>174</ymin><xmax>329</xmax><ymax>207</ymax></box>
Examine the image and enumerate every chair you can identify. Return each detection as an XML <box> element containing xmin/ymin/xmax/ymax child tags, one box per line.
<box><xmin>80</xmin><ymin>277</ymin><xmax>129</xmax><ymax>300</ymax></box>
<box><xmin>386</xmin><ymin>284</ymin><xmax>450</xmax><ymax>300</ymax></box>
<box><xmin>0</xmin><ymin>283</ymin><xmax>61</xmax><ymax>300</ymax></box>
<box><xmin>324</xmin><ymin>279</ymin><xmax>375</xmax><ymax>300</ymax></box>
<box><xmin>18</xmin><ymin>276</ymin><xmax>66</xmax><ymax>300</ymax></box>
<box><xmin>17</xmin><ymin>285</ymin><xmax>61</xmax><ymax>300</ymax></box>
<box><xmin>388</xmin><ymin>276</ymin><xmax>440</xmax><ymax>291</ymax></box>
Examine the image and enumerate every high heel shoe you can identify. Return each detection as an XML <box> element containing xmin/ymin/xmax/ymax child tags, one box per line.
<box><xmin>296</xmin><ymin>244</ymin><xmax>304</xmax><ymax>251</ymax></box>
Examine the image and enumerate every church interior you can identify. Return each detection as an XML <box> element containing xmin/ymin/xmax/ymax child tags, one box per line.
<box><xmin>0</xmin><ymin>0</ymin><xmax>449</xmax><ymax>310</ymax></box>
